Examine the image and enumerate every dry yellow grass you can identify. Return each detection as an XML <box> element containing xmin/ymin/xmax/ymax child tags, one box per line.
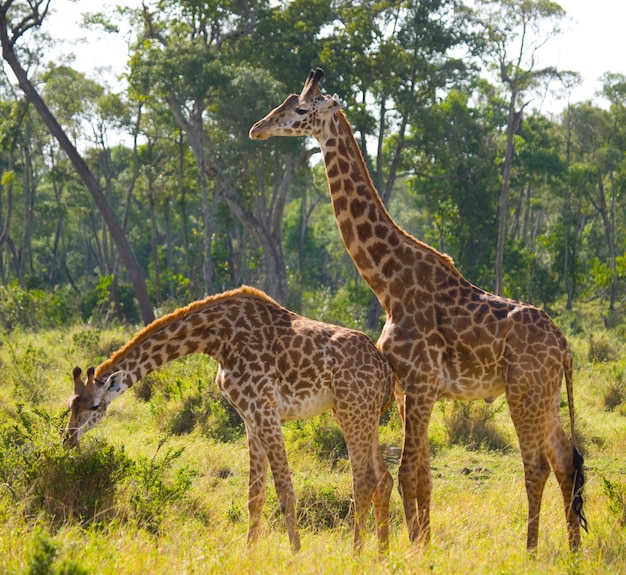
<box><xmin>1</xmin><ymin>318</ymin><xmax>625</xmax><ymax>574</ymax></box>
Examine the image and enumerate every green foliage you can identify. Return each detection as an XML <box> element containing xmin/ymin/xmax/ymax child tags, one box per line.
<box><xmin>0</xmin><ymin>285</ymin><xmax>81</xmax><ymax>332</ymax></box>
<box><xmin>587</xmin><ymin>332</ymin><xmax>617</xmax><ymax>363</ymax></box>
<box><xmin>121</xmin><ymin>443</ymin><xmax>195</xmax><ymax>533</ymax></box>
<box><xmin>295</xmin><ymin>481</ymin><xmax>352</xmax><ymax>532</ymax></box>
<box><xmin>137</xmin><ymin>355</ymin><xmax>244</xmax><ymax>441</ymax></box>
<box><xmin>284</xmin><ymin>413</ymin><xmax>348</xmax><ymax>465</ymax></box>
<box><xmin>603</xmin><ymin>477</ymin><xmax>626</xmax><ymax>527</ymax></box>
<box><xmin>0</xmin><ymin>404</ymin><xmax>131</xmax><ymax>527</ymax></box>
<box><xmin>80</xmin><ymin>276</ymin><xmax>141</xmax><ymax>326</ymax></box>
<box><xmin>441</xmin><ymin>400</ymin><xmax>512</xmax><ymax>452</ymax></box>
<box><xmin>23</xmin><ymin>531</ymin><xmax>88</xmax><ymax>575</ymax></box>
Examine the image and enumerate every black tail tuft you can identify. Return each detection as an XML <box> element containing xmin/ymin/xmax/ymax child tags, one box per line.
<box><xmin>572</xmin><ymin>444</ymin><xmax>588</xmax><ymax>532</ymax></box>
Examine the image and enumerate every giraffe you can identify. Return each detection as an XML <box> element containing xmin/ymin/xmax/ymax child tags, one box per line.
<box><xmin>64</xmin><ymin>286</ymin><xmax>394</xmax><ymax>555</ymax></box>
<box><xmin>249</xmin><ymin>68</ymin><xmax>586</xmax><ymax>552</ymax></box>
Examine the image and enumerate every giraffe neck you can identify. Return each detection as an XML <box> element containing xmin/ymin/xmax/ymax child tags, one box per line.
<box><xmin>95</xmin><ymin>297</ymin><xmax>228</xmax><ymax>388</ymax></box>
<box><xmin>317</xmin><ymin>110</ymin><xmax>455</xmax><ymax>312</ymax></box>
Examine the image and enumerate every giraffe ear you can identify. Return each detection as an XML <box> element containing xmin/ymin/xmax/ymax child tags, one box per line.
<box><xmin>72</xmin><ymin>366</ymin><xmax>85</xmax><ymax>395</ymax></box>
<box><xmin>319</xmin><ymin>95</ymin><xmax>342</xmax><ymax>113</ymax></box>
<box><xmin>85</xmin><ymin>366</ymin><xmax>96</xmax><ymax>394</ymax></box>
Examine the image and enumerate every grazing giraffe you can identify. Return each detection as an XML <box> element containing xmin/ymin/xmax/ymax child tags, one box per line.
<box><xmin>65</xmin><ymin>286</ymin><xmax>394</xmax><ymax>555</ymax></box>
<box><xmin>249</xmin><ymin>68</ymin><xmax>586</xmax><ymax>552</ymax></box>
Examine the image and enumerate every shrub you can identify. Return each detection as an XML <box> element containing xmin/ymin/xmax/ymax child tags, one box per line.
<box><xmin>23</xmin><ymin>531</ymin><xmax>88</xmax><ymax>575</ymax></box>
<box><xmin>603</xmin><ymin>476</ymin><xmax>626</xmax><ymax>527</ymax></box>
<box><xmin>442</xmin><ymin>400</ymin><xmax>511</xmax><ymax>452</ymax></box>
<box><xmin>2</xmin><ymin>341</ymin><xmax>51</xmax><ymax>404</ymax></box>
<box><xmin>587</xmin><ymin>332</ymin><xmax>616</xmax><ymax>363</ymax></box>
<box><xmin>284</xmin><ymin>413</ymin><xmax>348</xmax><ymax>465</ymax></box>
<box><xmin>295</xmin><ymin>482</ymin><xmax>352</xmax><ymax>531</ymax></box>
<box><xmin>0</xmin><ymin>284</ymin><xmax>81</xmax><ymax>332</ymax></box>
<box><xmin>603</xmin><ymin>364</ymin><xmax>626</xmax><ymax>412</ymax></box>
<box><xmin>141</xmin><ymin>356</ymin><xmax>244</xmax><ymax>441</ymax></box>
<box><xmin>0</xmin><ymin>405</ymin><xmax>131</xmax><ymax>527</ymax></box>
<box><xmin>120</xmin><ymin>443</ymin><xmax>195</xmax><ymax>533</ymax></box>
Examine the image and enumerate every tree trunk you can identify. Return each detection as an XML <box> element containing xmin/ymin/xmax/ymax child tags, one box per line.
<box><xmin>0</xmin><ymin>14</ymin><xmax>154</xmax><ymax>324</ymax></box>
<box><xmin>495</xmin><ymin>97</ymin><xmax>521</xmax><ymax>295</ymax></box>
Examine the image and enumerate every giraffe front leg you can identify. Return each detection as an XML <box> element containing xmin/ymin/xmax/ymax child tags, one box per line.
<box><xmin>257</xmin><ymin>418</ymin><xmax>301</xmax><ymax>553</ymax></box>
<box><xmin>245</xmin><ymin>431</ymin><xmax>268</xmax><ymax>546</ymax></box>
<box><xmin>398</xmin><ymin>391</ymin><xmax>434</xmax><ymax>546</ymax></box>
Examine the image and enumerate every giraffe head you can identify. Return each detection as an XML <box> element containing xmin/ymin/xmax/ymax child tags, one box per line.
<box><xmin>63</xmin><ymin>366</ymin><xmax>125</xmax><ymax>448</ymax></box>
<box><xmin>249</xmin><ymin>68</ymin><xmax>341</xmax><ymax>141</ymax></box>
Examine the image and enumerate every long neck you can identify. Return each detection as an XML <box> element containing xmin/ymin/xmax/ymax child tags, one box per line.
<box><xmin>316</xmin><ymin>111</ymin><xmax>410</xmax><ymax>309</ymax></box>
<box><xmin>317</xmin><ymin>111</ymin><xmax>463</xmax><ymax>313</ymax></box>
<box><xmin>96</xmin><ymin>305</ymin><xmax>225</xmax><ymax>387</ymax></box>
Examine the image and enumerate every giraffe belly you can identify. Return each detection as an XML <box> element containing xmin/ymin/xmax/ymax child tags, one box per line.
<box><xmin>278</xmin><ymin>388</ymin><xmax>335</xmax><ymax>421</ymax></box>
<box><xmin>440</xmin><ymin>374</ymin><xmax>506</xmax><ymax>402</ymax></box>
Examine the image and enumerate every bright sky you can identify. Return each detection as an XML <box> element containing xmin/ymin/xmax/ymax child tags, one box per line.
<box><xmin>42</xmin><ymin>0</ymin><xmax>626</xmax><ymax>114</ymax></box>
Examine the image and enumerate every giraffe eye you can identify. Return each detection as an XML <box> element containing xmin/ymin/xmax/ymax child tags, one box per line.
<box><xmin>295</xmin><ymin>108</ymin><xmax>307</xmax><ymax>115</ymax></box>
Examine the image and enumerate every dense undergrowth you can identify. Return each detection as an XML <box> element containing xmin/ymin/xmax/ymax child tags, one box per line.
<box><xmin>0</xmin><ymin>300</ymin><xmax>625</xmax><ymax>574</ymax></box>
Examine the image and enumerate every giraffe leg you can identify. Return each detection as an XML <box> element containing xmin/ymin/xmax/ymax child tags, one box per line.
<box><xmin>397</xmin><ymin>390</ymin><xmax>435</xmax><ymax>546</ymax></box>
<box><xmin>257</xmin><ymin>419</ymin><xmax>301</xmax><ymax>553</ymax></box>
<box><xmin>371</xmin><ymin>442</ymin><xmax>393</xmax><ymax>556</ymax></box>
<box><xmin>546</xmin><ymin>421</ymin><xmax>585</xmax><ymax>551</ymax></box>
<box><xmin>334</xmin><ymin>406</ymin><xmax>392</xmax><ymax>556</ymax></box>
<box><xmin>509</xmin><ymin>400</ymin><xmax>551</xmax><ymax>552</ymax></box>
<box><xmin>245</xmin><ymin>431</ymin><xmax>268</xmax><ymax>546</ymax></box>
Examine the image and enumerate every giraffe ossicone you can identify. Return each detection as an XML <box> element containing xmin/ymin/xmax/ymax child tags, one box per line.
<box><xmin>65</xmin><ymin>286</ymin><xmax>394</xmax><ymax>555</ymax></box>
<box><xmin>250</xmin><ymin>68</ymin><xmax>586</xmax><ymax>552</ymax></box>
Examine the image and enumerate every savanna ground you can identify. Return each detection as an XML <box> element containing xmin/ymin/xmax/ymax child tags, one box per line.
<box><xmin>0</xmin><ymin>301</ymin><xmax>625</xmax><ymax>574</ymax></box>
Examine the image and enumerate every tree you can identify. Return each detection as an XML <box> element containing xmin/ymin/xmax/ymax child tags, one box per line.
<box><xmin>0</xmin><ymin>0</ymin><xmax>154</xmax><ymax>324</ymax></box>
<box><xmin>478</xmin><ymin>0</ymin><xmax>567</xmax><ymax>295</ymax></box>
<box><xmin>320</xmin><ymin>0</ymin><xmax>478</xmax><ymax>328</ymax></box>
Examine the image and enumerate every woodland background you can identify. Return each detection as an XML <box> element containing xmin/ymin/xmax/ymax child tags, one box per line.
<box><xmin>1</xmin><ymin>1</ymin><xmax>626</xmax><ymax>574</ymax></box>
<box><xmin>1</xmin><ymin>0</ymin><xmax>625</xmax><ymax>330</ymax></box>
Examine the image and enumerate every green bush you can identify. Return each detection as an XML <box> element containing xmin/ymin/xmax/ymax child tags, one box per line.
<box><xmin>603</xmin><ymin>476</ymin><xmax>626</xmax><ymax>527</ymax></box>
<box><xmin>0</xmin><ymin>284</ymin><xmax>81</xmax><ymax>332</ymax></box>
<box><xmin>140</xmin><ymin>356</ymin><xmax>244</xmax><ymax>441</ymax></box>
<box><xmin>120</xmin><ymin>443</ymin><xmax>195</xmax><ymax>533</ymax></box>
<box><xmin>23</xmin><ymin>531</ymin><xmax>88</xmax><ymax>575</ymax></box>
<box><xmin>0</xmin><ymin>404</ymin><xmax>196</xmax><ymax>533</ymax></box>
<box><xmin>442</xmin><ymin>400</ymin><xmax>511</xmax><ymax>452</ymax></box>
<box><xmin>284</xmin><ymin>413</ymin><xmax>348</xmax><ymax>465</ymax></box>
<box><xmin>0</xmin><ymin>405</ymin><xmax>131</xmax><ymax>527</ymax></box>
<box><xmin>295</xmin><ymin>481</ymin><xmax>352</xmax><ymax>531</ymax></box>
<box><xmin>588</xmin><ymin>332</ymin><xmax>617</xmax><ymax>363</ymax></box>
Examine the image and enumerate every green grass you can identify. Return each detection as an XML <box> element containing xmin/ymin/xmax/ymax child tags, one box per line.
<box><xmin>1</xmin><ymin>304</ymin><xmax>626</xmax><ymax>574</ymax></box>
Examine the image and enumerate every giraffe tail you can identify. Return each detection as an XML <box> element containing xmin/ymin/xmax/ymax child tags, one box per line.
<box><xmin>379</xmin><ymin>371</ymin><xmax>397</xmax><ymax>417</ymax></box>
<box><xmin>565</xmin><ymin>344</ymin><xmax>588</xmax><ymax>532</ymax></box>
<box><xmin>564</xmin><ymin>346</ymin><xmax>577</xmax><ymax>443</ymax></box>
<box><xmin>572</xmin><ymin>444</ymin><xmax>588</xmax><ymax>532</ymax></box>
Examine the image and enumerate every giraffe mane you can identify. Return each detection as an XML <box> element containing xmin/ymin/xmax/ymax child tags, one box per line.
<box><xmin>333</xmin><ymin>109</ymin><xmax>459</xmax><ymax>275</ymax></box>
<box><xmin>95</xmin><ymin>286</ymin><xmax>279</xmax><ymax>377</ymax></box>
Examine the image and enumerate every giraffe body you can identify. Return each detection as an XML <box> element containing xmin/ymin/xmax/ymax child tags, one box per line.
<box><xmin>249</xmin><ymin>69</ymin><xmax>586</xmax><ymax>552</ymax></box>
<box><xmin>66</xmin><ymin>286</ymin><xmax>394</xmax><ymax>554</ymax></box>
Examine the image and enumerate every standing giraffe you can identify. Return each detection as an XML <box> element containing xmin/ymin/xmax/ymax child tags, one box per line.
<box><xmin>65</xmin><ymin>286</ymin><xmax>394</xmax><ymax>555</ymax></box>
<box><xmin>249</xmin><ymin>68</ymin><xmax>586</xmax><ymax>552</ymax></box>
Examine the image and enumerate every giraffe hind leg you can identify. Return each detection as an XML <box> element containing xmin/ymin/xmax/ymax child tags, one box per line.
<box><xmin>546</xmin><ymin>424</ymin><xmax>587</xmax><ymax>551</ymax></box>
<box><xmin>245</xmin><ymin>432</ymin><xmax>268</xmax><ymax>546</ymax></box>
<box><xmin>372</xmin><ymin>448</ymin><xmax>393</xmax><ymax>556</ymax></box>
<box><xmin>334</xmin><ymin>406</ymin><xmax>392</xmax><ymax>555</ymax></box>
